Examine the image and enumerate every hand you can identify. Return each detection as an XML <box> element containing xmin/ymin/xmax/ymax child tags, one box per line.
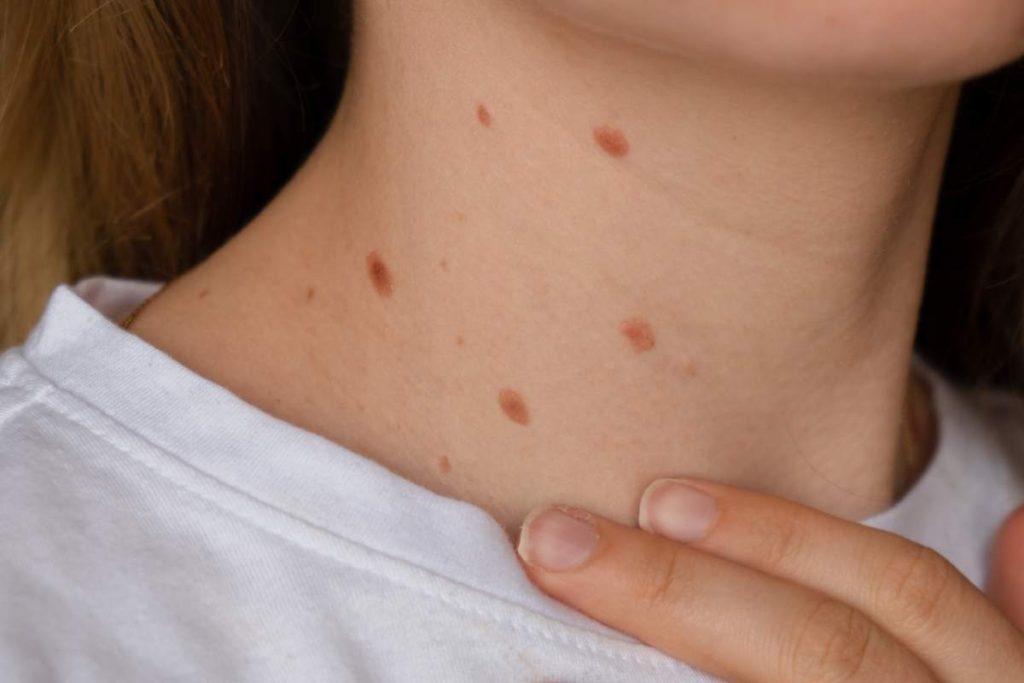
<box><xmin>515</xmin><ymin>479</ymin><xmax>1024</xmax><ymax>682</ymax></box>
<box><xmin>991</xmin><ymin>504</ymin><xmax>1024</xmax><ymax>628</ymax></box>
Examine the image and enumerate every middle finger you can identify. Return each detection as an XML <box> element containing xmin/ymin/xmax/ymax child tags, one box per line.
<box><xmin>638</xmin><ymin>479</ymin><xmax>1024</xmax><ymax>681</ymax></box>
<box><xmin>518</xmin><ymin>506</ymin><xmax>934</xmax><ymax>682</ymax></box>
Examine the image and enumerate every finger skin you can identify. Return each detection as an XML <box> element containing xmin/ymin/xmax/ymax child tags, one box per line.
<box><xmin>641</xmin><ymin>479</ymin><xmax>1024</xmax><ymax>681</ymax></box>
<box><xmin>518</xmin><ymin>508</ymin><xmax>934</xmax><ymax>683</ymax></box>
<box><xmin>990</xmin><ymin>505</ymin><xmax>1024</xmax><ymax>630</ymax></box>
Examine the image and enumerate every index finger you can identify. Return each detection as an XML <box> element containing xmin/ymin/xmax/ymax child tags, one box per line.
<box><xmin>517</xmin><ymin>505</ymin><xmax>933</xmax><ymax>683</ymax></box>
<box><xmin>638</xmin><ymin>478</ymin><xmax>1024</xmax><ymax>681</ymax></box>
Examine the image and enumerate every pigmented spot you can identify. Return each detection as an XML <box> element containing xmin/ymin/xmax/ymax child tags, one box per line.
<box><xmin>438</xmin><ymin>455</ymin><xmax>452</xmax><ymax>474</ymax></box>
<box><xmin>305</xmin><ymin>286</ymin><xmax>316</xmax><ymax>302</ymax></box>
<box><xmin>455</xmin><ymin>335</ymin><xmax>465</xmax><ymax>347</ymax></box>
<box><xmin>451</xmin><ymin>210</ymin><xmax>467</xmax><ymax>223</ymax></box>
<box><xmin>594</xmin><ymin>125</ymin><xmax>630</xmax><ymax>158</ymax></box>
<box><xmin>198</xmin><ymin>288</ymin><xmax>210</xmax><ymax>299</ymax></box>
<box><xmin>366</xmin><ymin>251</ymin><xmax>393</xmax><ymax>297</ymax></box>
<box><xmin>678</xmin><ymin>357</ymin><xmax>698</xmax><ymax>378</ymax></box>
<box><xmin>477</xmin><ymin>104</ymin><xmax>492</xmax><ymax>128</ymax></box>
<box><xmin>440</xmin><ymin>258</ymin><xmax>449</xmax><ymax>272</ymax></box>
<box><xmin>498</xmin><ymin>389</ymin><xmax>530</xmax><ymax>426</ymax></box>
<box><xmin>619</xmin><ymin>317</ymin><xmax>655</xmax><ymax>353</ymax></box>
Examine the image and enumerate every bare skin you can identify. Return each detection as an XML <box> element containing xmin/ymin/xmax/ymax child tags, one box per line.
<box><xmin>127</xmin><ymin>0</ymin><xmax>1019</xmax><ymax>534</ymax></box>
<box><xmin>516</xmin><ymin>480</ymin><xmax>1024</xmax><ymax>681</ymax></box>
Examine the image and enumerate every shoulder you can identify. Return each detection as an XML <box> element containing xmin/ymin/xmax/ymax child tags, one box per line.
<box><xmin>0</xmin><ymin>346</ymin><xmax>70</xmax><ymax>472</ymax></box>
<box><xmin>0</xmin><ymin>345</ymin><xmax>52</xmax><ymax>423</ymax></box>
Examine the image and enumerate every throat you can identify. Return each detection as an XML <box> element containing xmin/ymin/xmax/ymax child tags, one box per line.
<box><xmin>127</xmin><ymin>2</ymin><xmax>959</xmax><ymax>532</ymax></box>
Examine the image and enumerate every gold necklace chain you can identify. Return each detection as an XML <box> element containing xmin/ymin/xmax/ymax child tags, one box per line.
<box><xmin>894</xmin><ymin>367</ymin><xmax>938</xmax><ymax>500</ymax></box>
<box><xmin>119</xmin><ymin>285</ymin><xmax>167</xmax><ymax>331</ymax></box>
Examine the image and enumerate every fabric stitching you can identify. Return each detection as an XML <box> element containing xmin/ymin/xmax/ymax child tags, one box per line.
<box><xmin>14</xmin><ymin>364</ymin><xmax>685</xmax><ymax>673</ymax></box>
<box><xmin>40</xmin><ymin>393</ymin><xmax>681</xmax><ymax>671</ymax></box>
<box><xmin>0</xmin><ymin>378</ymin><xmax>54</xmax><ymax>434</ymax></box>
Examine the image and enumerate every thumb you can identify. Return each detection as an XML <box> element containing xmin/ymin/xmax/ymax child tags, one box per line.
<box><xmin>989</xmin><ymin>504</ymin><xmax>1024</xmax><ymax>630</ymax></box>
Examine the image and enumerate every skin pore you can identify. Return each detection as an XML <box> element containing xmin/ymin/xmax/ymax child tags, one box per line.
<box><xmin>128</xmin><ymin>0</ymin><xmax>1023</xmax><ymax>534</ymax></box>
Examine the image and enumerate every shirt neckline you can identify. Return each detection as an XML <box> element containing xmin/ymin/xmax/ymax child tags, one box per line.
<box><xmin>19</xmin><ymin>278</ymin><xmax>965</xmax><ymax>619</ymax></box>
<box><xmin>23</xmin><ymin>279</ymin><xmax>631</xmax><ymax>636</ymax></box>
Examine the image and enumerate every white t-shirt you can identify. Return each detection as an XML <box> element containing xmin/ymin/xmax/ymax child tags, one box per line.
<box><xmin>1</xmin><ymin>276</ymin><xmax>1022</xmax><ymax>682</ymax></box>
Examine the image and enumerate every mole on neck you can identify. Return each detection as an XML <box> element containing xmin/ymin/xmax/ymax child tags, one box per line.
<box><xmin>128</xmin><ymin>0</ymin><xmax>959</xmax><ymax>530</ymax></box>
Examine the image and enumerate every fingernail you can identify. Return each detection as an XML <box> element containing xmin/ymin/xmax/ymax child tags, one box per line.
<box><xmin>517</xmin><ymin>505</ymin><xmax>599</xmax><ymax>571</ymax></box>
<box><xmin>639</xmin><ymin>479</ymin><xmax>718</xmax><ymax>543</ymax></box>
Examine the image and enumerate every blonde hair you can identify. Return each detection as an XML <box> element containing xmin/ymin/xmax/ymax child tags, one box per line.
<box><xmin>0</xmin><ymin>0</ymin><xmax>345</xmax><ymax>347</ymax></box>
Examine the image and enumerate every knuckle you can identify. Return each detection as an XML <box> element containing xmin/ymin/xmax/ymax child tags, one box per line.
<box><xmin>787</xmin><ymin>598</ymin><xmax>876</xmax><ymax>683</ymax></box>
<box><xmin>634</xmin><ymin>545</ymin><xmax>692</xmax><ymax>609</ymax></box>
<box><xmin>873</xmin><ymin>544</ymin><xmax>958</xmax><ymax>635</ymax></box>
<box><xmin>749</xmin><ymin>507</ymin><xmax>806</xmax><ymax>572</ymax></box>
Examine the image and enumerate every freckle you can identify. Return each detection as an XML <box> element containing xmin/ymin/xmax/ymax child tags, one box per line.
<box><xmin>198</xmin><ymin>288</ymin><xmax>210</xmax><ymax>299</ymax></box>
<box><xmin>498</xmin><ymin>388</ymin><xmax>530</xmax><ymax>426</ymax></box>
<box><xmin>594</xmin><ymin>125</ymin><xmax>630</xmax><ymax>158</ymax></box>
<box><xmin>440</xmin><ymin>258</ymin><xmax>449</xmax><ymax>272</ymax></box>
<box><xmin>451</xmin><ymin>211</ymin><xmax>467</xmax><ymax>223</ymax></box>
<box><xmin>477</xmin><ymin>104</ymin><xmax>492</xmax><ymax>128</ymax></box>
<box><xmin>455</xmin><ymin>335</ymin><xmax>464</xmax><ymax>347</ymax></box>
<box><xmin>620</xmin><ymin>317</ymin><xmax>655</xmax><ymax>352</ymax></box>
<box><xmin>438</xmin><ymin>455</ymin><xmax>452</xmax><ymax>474</ymax></box>
<box><xmin>305</xmin><ymin>286</ymin><xmax>316</xmax><ymax>302</ymax></box>
<box><xmin>366</xmin><ymin>251</ymin><xmax>393</xmax><ymax>297</ymax></box>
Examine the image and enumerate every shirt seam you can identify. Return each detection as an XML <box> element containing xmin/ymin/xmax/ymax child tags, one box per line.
<box><xmin>13</xmin><ymin>359</ymin><xmax>685</xmax><ymax>673</ymax></box>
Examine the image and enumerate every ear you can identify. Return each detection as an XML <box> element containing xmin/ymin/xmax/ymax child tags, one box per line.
<box><xmin>989</xmin><ymin>505</ymin><xmax>1024</xmax><ymax>629</ymax></box>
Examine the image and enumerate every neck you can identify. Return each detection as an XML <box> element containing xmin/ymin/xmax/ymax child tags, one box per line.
<box><xmin>133</xmin><ymin>0</ymin><xmax>957</xmax><ymax>533</ymax></box>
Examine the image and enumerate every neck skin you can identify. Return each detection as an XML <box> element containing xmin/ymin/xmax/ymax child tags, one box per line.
<box><xmin>132</xmin><ymin>0</ymin><xmax>957</xmax><ymax>534</ymax></box>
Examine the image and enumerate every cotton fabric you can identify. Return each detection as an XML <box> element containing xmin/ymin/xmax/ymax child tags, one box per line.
<box><xmin>1</xmin><ymin>277</ymin><xmax>1022</xmax><ymax>682</ymax></box>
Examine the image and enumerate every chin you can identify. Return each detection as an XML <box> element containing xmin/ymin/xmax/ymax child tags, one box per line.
<box><xmin>534</xmin><ymin>0</ymin><xmax>1024</xmax><ymax>85</ymax></box>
